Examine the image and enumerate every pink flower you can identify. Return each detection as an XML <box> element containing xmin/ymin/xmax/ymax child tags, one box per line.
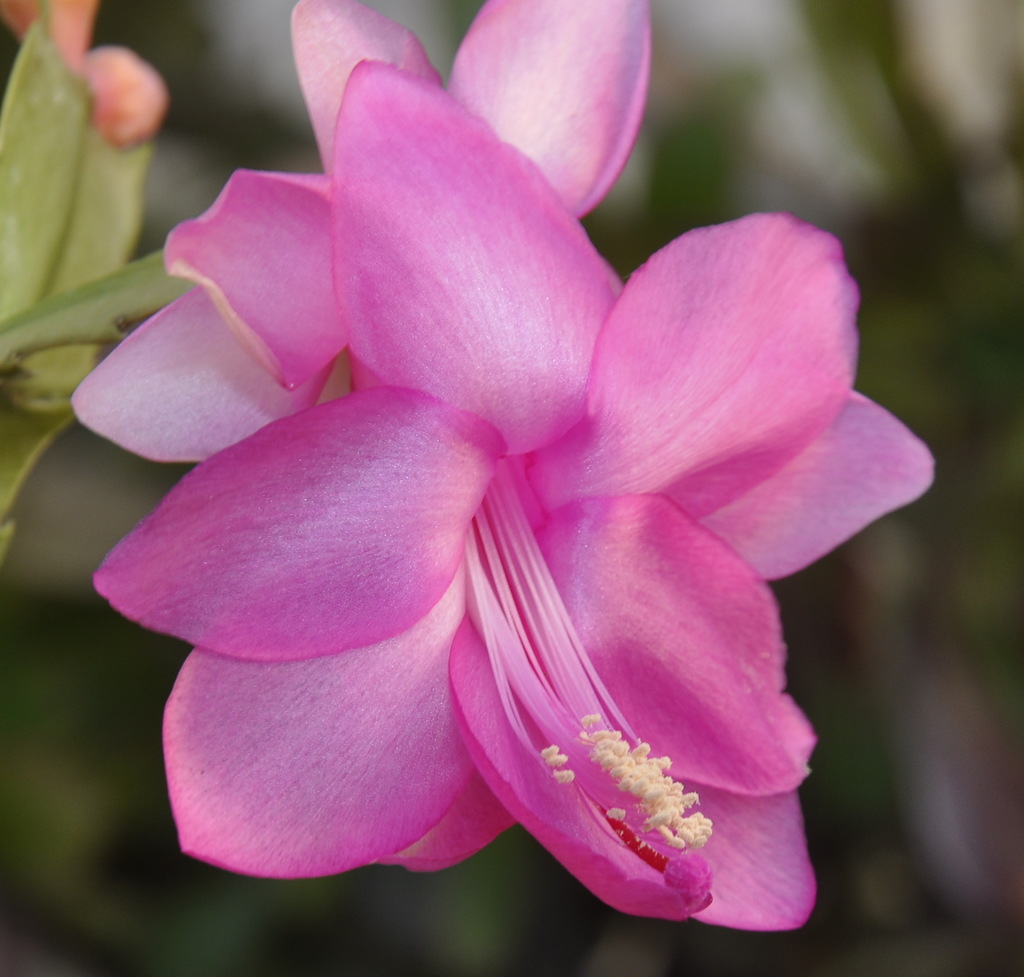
<box><xmin>86</xmin><ymin>65</ymin><xmax>933</xmax><ymax>928</ymax></box>
<box><xmin>72</xmin><ymin>0</ymin><xmax>650</xmax><ymax>460</ymax></box>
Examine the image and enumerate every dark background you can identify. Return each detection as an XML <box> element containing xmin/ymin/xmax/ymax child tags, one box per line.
<box><xmin>2</xmin><ymin>1</ymin><xmax>1023</xmax><ymax>974</ymax></box>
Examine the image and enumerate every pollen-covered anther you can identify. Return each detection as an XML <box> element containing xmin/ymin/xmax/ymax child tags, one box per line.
<box><xmin>541</xmin><ymin>745</ymin><xmax>575</xmax><ymax>782</ymax></box>
<box><xmin>581</xmin><ymin>726</ymin><xmax>713</xmax><ymax>851</ymax></box>
<box><xmin>541</xmin><ymin>745</ymin><xmax>569</xmax><ymax>767</ymax></box>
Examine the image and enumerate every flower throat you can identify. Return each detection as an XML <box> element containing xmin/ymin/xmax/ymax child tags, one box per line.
<box><xmin>463</xmin><ymin>459</ymin><xmax>712</xmax><ymax>873</ymax></box>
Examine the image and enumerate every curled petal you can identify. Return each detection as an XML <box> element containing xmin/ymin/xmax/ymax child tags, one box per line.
<box><xmin>334</xmin><ymin>62</ymin><xmax>615</xmax><ymax>454</ymax></box>
<box><xmin>538</xmin><ymin>494</ymin><xmax>814</xmax><ymax>795</ymax></box>
<box><xmin>449</xmin><ymin>0</ymin><xmax>650</xmax><ymax>216</ymax></box>
<box><xmin>72</xmin><ymin>289</ymin><xmax>327</xmax><ymax>463</ymax></box>
<box><xmin>166</xmin><ymin>575</ymin><xmax>473</xmax><ymax>877</ymax></box>
<box><xmin>166</xmin><ymin>170</ymin><xmax>341</xmax><ymax>390</ymax></box>
<box><xmin>534</xmin><ymin>214</ymin><xmax>859</xmax><ymax>514</ymax></box>
<box><xmin>687</xmin><ymin>786</ymin><xmax>816</xmax><ymax>930</ymax></box>
<box><xmin>380</xmin><ymin>770</ymin><xmax>514</xmax><ymax>871</ymax></box>
<box><xmin>292</xmin><ymin>0</ymin><xmax>439</xmax><ymax>167</ymax></box>
<box><xmin>703</xmin><ymin>393</ymin><xmax>935</xmax><ymax>579</ymax></box>
<box><xmin>450</xmin><ymin>621</ymin><xmax>713</xmax><ymax>919</ymax></box>
<box><xmin>96</xmin><ymin>387</ymin><xmax>503</xmax><ymax>661</ymax></box>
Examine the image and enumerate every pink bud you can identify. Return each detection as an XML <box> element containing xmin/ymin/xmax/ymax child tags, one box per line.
<box><xmin>84</xmin><ymin>45</ymin><xmax>169</xmax><ymax>147</ymax></box>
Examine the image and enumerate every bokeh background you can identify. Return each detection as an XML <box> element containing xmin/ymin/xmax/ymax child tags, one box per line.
<box><xmin>2</xmin><ymin>0</ymin><xmax>1023</xmax><ymax>974</ymax></box>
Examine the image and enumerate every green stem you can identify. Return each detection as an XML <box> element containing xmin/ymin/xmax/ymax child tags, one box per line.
<box><xmin>0</xmin><ymin>252</ymin><xmax>192</xmax><ymax>367</ymax></box>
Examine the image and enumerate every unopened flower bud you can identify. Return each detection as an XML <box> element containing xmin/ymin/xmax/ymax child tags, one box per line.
<box><xmin>85</xmin><ymin>45</ymin><xmax>169</xmax><ymax>147</ymax></box>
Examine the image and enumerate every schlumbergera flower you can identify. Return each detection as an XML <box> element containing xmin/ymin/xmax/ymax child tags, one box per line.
<box><xmin>73</xmin><ymin>3</ymin><xmax>934</xmax><ymax>930</ymax></box>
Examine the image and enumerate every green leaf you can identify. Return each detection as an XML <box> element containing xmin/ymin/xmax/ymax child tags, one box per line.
<box><xmin>0</xmin><ymin>403</ymin><xmax>73</xmax><ymax>564</ymax></box>
<box><xmin>14</xmin><ymin>131</ymin><xmax>157</xmax><ymax>412</ymax></box>
<box><xmin>48</xmin><ymin>128</ymin><xmax>154</xmax><ymax>294</ymax></box>
<box><xmin>0</xmin><ymin>251</ymin><xmax>191</xmax><ymax>368</ymax></box>
<box><xmin>7</xmin><ymin>346</ymin><xmax>100</xmax><ymax>409</ymax></box>
<box><xmin>0</xmin><ymin>23</ymin><xmax>90</xmax><ymax>319</ymax></box>
<box><xmin>0</xmin><ymin>21</ymin><xmax>171</xmax><ymax>570</ymax></box>
<box><xmin>0</xmin><ymin>253</ymin><xmax>187</xmax><ymax>567</ymax></box>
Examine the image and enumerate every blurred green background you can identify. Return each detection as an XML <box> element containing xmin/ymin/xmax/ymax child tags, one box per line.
<box><xmin>2</xmin><ymin>0</ymin><xmax>1023</xmax><ymax>974</ymax></box>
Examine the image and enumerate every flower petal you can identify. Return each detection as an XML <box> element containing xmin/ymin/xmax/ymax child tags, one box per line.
<box><xmin>449</xmin><ymin>0</ymin><xmax>650</xmax><ymax>216</ymax></box>
<box><xmin>449</xmin><ymin>620</ymin><xmax>714</xmax><ymax>919</ymax></box>
<box><xmin>702</xmin><ymin>393</ymin><xmax>935</xmax><ymax>579</ymax></box>
<box><xmin>96</xmin><ymin>387</ymin><xmax>502</xmax><ymax>661</ymax></box>
<box><xmin>72</xmin><ymin>289</ymin><xmax>326</xmax><ymax>462</ymax></box>
<box><xmin>687</xmin><ymin>785</ymin><xmax>816</xmax><ymax>930</ymax></box>
<box><xmin>380</xmin><ymin>770</ymin><xmax>514</xmax><ymax>870</ymax></box>
<box><xmin>291</xmin><ymin>0</ymin><xmax>439</xmax><ymax>167</ymax></box>
<box><xmin>538</xmin><ymin>494</ymin><xmax>814</xmax><ymax>795</ymax></box>
<box><xmin>166</xmin><ymin>574</ymin><xmax>473</xmax><ymax>877</ymax></box>
<box><xmin>333</xmin><ymin>62</ymin><xmax>616</xmax><ymax>454</ymax></box>
<box><xmin>533</xmin><ymin>214</ymin><xmax>859</xmax><ymax>514</ymax></box>
<box><xmin>165</xmin><ymin>170</ymin><xmax>342</xmax><ymax>390</ymax></box>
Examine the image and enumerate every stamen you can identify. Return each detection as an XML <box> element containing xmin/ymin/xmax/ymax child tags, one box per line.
<box><xmin>464</xmin><ymin>459</ymin><xmax>712</xmax><ymax>873</ymax></box>
<box><xmin>583</xmin><ymin>727</ymin><xmax>713</xmax><ymax>850</ymax></box>
<box><xmin>541</xmin><ymin>745</ymin><xmax>569</xmax><ymax>768</ymax></box>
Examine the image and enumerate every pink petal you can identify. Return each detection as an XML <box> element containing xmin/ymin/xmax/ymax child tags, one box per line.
<box><xmin>380</xmin><ymin>770</ymin><xmax>514</xmax><ymax>870</ymax></box>
<box><xmin>702</xmin><ymin>393</ymin><xmax>935</xmax><ymax>579</ymax></box>
<box><xmin>166</xmin><ymin>575</ymin><xmax>473</xmax><ymax>877</ymax></box>
<box><xmin>291</xmin><ymin>0</ymin><xmax>439</xmax><ymax>167</ymax></box>
<box><xmin>538</xmin><ymin>494</ymin><xmax>815</xmax><ymax>795</ymax></box>
<box><xmin>533</xmin><ymin>214</ymin><xmax>859</xmax><ymax>514</ymax></box>
<box><xmin>166</xmin><ymin>170</ymin><xmax>342</xmax><ymax>390</ymax></box>
<box><xmin>96</xmin><ymin>387</ymin><xmax>502</xmax><ymax>661</ymax></box>
<box><xmin>449</xmin><ymin>0</ymin><xmax>650</xmax><ymax>216</ymax></box>
<box><xmin>333</xmin><ymin>62</ymin><xmax>616</xmax><ymax>454</ymax></box>
<box><xmin>72</xmin><ymin>289</ymin><xmax>327</xmax><ymax>462</ymax></box>
<box><xmin>688</xmin><ymin>785</ymin><xmax>816</xmax><ymax>930</ymax></box>
<box><xmin>449</xmin><ymin>620</ymin><xmax>714</xmax><ymax>919</ymax></box>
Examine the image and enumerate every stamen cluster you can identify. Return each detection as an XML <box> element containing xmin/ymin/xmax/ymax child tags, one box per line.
<box><xmin>581</xmin><ymin>718</ymin><xmax>712</xmax><ymax>851</ymax></box>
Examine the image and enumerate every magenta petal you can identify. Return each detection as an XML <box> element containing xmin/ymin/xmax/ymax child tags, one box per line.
<box><xmin>333</xmin><ymin>62</ymin><xmax>615</xmax><ymax>454</ymax></box>
<box><xmin>688</xmin><ymin>786</ymin><xmax>816</xmax><ymax>930</ymax></box>
<box><xmin>165</xmin><ymin>170</ymin><xmax>342</xmax><ymax>390</ymax></box>
<box><xmin>538</xmin><ymin>494</ymin><xmax>814</xmax><ymax>794</ymax></box>
<box><xmin>703</xmin><ymin>393</ymin><xmax>936</xmax><ymax>579</ymax></box>
<box><xmin>449</xmin><ymin>621</ymin><xmax>713</xmax><ymax>919</ymax></box>
<box><xmin>96</xmin><ymin>387</ymin><xmax>502</xmax><ymax>661</ymax></box>
<box><xmin>166</xmin><ymin>576</ymin><xmax>472</xmax><ymax>877</ymax></box>
<box><xmin>449</xmin><ymin>0</ymin><xmax>649</xmax><ymax>216</ymax></box>
<box><xmin>380</xmin><ymin>770</ymin><xmax>514</xmax><ymax>871</ymax></box>
<box><xmin>292</xmin><ymin>0</ymin><xmax>439</xmax><ymax>167</ymax></box>
<box><xmin>73</xmin><ymin>289</ymin><xmax>327</xmax><ymax>462</ymax></box>
<box><xmin>534</xmin><ymin>214</ymin><xmax>859</xmax><ymax>513</ymax></box>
